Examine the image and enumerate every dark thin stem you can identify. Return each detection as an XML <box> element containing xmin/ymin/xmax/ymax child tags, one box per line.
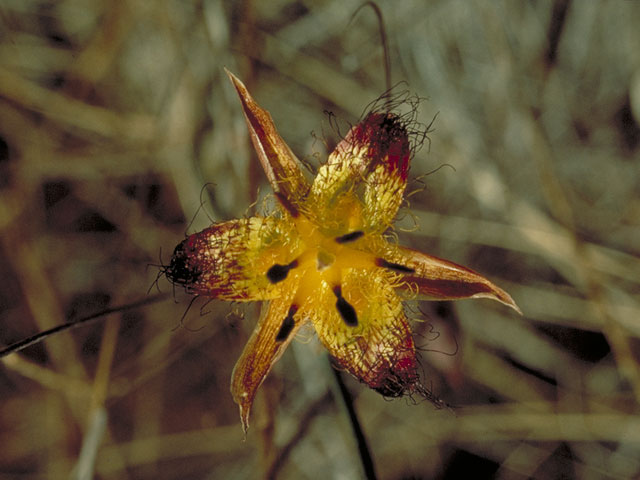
<box><xmin>350</xmin><ymin>2</ymin><xmax>392</xmax><ymax>106</ymax></box>
<box><xmin>331</xmin><ymin>363</ymin><xmax>378</xmax><ymax>480</ymax></box>
<box><xmin>0</xmin><ymin>294</ymin><xmax>169</xmax><ymax>359</ymax></box>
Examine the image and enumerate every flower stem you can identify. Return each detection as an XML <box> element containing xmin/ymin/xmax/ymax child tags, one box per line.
<box><xmin>0</xmin><ymin>294</ymin><xmax>168</xmax><ymax>358</ymax></box>
<box><xmin>331</xmin><ymin>362</ymin><xmax>378</xmax><ymax>480</ymax></box>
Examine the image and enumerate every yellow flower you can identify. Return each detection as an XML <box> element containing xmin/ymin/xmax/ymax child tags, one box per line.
<box><xmin>166</xmin><ymin>69</ymin><xmax>521</xmax><ymax>432</ymax></box>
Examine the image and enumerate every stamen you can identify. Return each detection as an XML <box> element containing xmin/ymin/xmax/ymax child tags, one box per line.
<box><xmin>335</xmin><ymin>230</ymin><xmax>364</xmax><ymax>244</ymax></box>
<box><xmin>276</xmin><ymin>305</ymin><xmax>298</xmax><ymax>342</ymax></box>
<box><xmin>376</xmin><ymin>258</ymin><xmax>415</xmax><ymax>274</ymax></box>
<box><xmin>266</xmin><ymin>259</ymin><xmax>298</xmax><ymax>284</ymax></box>
<box><xmin>332</xmin><ymin>286</ymin><xmax>358</xmax><ymax>327</ymax></box>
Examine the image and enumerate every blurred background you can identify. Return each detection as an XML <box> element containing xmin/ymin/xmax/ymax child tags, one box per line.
<box><xmin>1</xmin><ymin>0</ymin><xmax>640</xmax><ymax>478</ymax></box>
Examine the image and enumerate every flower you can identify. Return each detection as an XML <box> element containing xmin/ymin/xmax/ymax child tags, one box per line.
<box><xmin>166</xmin><ymin>69</ymin><xmax>521</xmax><ymax>432</ymax></box>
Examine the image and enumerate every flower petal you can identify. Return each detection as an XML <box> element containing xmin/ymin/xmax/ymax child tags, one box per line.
<box><xmin>231</xmin><ymin>294</ymin><xmax>304</xmax><ymax>433</ymax></box>
<box><xmin>310</xmin><ymin>112</ymin><xmax>411</xmax><ymax>232</ymax></box>
<box><xmin>226</xmin><ymin>69</ymin><xmax>310</xmax><ymax>216</ymax></box>
<box><xmin>166</xmin><ymin>216</ymin><xmax>302</xmax><ymax>301</ymax></box>
<box><xmin>308</xmin><ymin>269</ymin><xmax>420</xmax><ymax>396</ymax></box>
<box><xmin>375</xmin><ymin>243</ymin><xmax>522</xmax><ymax>313</ymax></box>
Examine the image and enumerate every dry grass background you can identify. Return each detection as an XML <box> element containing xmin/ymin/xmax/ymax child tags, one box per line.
<box><xmin>1</xmin><ymin>0</ymin><xmax>640</xmax><ymax>478</ymax></box>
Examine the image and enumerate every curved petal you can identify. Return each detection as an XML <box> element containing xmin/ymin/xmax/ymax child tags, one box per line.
<box><xmin>310</xmin><ymin>112</ymin><xmax>411</xmax><ymax>233</ymax></box>
<box><xmin>231</xmin><ymin>293</ymin><xmax>304</xmax><ymax>433</ymax></box>
<box><xmin>307</xmin><ymin>269</ymin><xmax>420</xmax><ymax>396</ymax></box>
<box><xmin>166</xmin><ymin>216</ymin><xmax>302</xmax><ymax>301</ymax></box>
<box><xmin>373</xmin><ymin>242</ymin><xmax>522</xmax><ymax>313</ymax></box>
<box><xmin>226</xmin><ymin>69</ymin><xmax>310</xmax><ymax>217</ymax></box>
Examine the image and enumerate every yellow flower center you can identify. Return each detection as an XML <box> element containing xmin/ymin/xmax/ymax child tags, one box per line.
<box><xmin>279</xmin><ymin>195</ymin><xmax>380</xmax><ymax>322</ymax></box>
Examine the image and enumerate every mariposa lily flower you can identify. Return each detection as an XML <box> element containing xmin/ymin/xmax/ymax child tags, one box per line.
<box><xmin>166</xmin><ymin>69</ymin><xmax>521</xmax><ymax>432</ymax></box>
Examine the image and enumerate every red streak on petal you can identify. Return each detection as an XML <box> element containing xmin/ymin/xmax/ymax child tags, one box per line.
<box><xmin>408</xmin><ymin>278</ymin><xmax>494</xmax><ymax>299</ymax></box>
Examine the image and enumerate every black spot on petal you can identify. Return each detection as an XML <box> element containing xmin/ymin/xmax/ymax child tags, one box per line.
<box><xmin>267</xmin><ymin>264</ymin><xmax>289</xmax><ymax>283</ymax></box>
<box><xmin>335</xmin><ymin>230</ymin><xmax>364</xmax><ymax>244</ymax></box>
<box><xmin>333</xmin><ymin>286</ymin><xmax>358</xmax><ymax>327</ymax></box>
<box><xmin>276</xmin><ymin>305</ymin><xmax>298</xmax><ymax>342</ymax></box>
<box><xmin>376</xmin><ymin>258</ymin><xmax>415</xmax><ymax>273</ymax></box>
<box><xmin>266</xmin><ymin>260</ymin><xmax>298</xmax><ymax>284</ymax></box>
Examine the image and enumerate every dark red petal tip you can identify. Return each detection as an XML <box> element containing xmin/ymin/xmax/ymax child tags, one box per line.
<box><xmin>371</xmin><ymin>335</ymin><xmax>419</xmax><ymax>397</ymax></box>
<box><xmin>166</xmin><ymin>237</ymin><xmax>202</xmax><ymax>288</ymax></box>
<box><xmin>352</xmin><ymin>112</ymin><xmax>411</xmax><ymax>180</ymax></box>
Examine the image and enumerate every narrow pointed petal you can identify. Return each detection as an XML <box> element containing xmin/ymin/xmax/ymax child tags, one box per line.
<box><xmin>166</xmin><ymin>217</ymin><xmax>302</xmax><ymax>301</ymax></box>
<box><xmin>376</xmin><ymin>244</ymin><xmax>521</xmax><ymax>313</ymax></box>
<box><xmin>231</xmin><ymin>294</ymin><xmax>304</xmax><ymax>433</ymax></box>
<box><xmin>309</xmin><ymin>269</ymin><xmax>420</xmax><ymax>396</ymax></box>
<box><xmin>310</xmin><ymin>112</ymin><xmax>411</xmax><ymax>232</ymax></box>
<box><xmin>226</xmin><ymin>69</ymin><xmax>310</xmax><ymax>216</ymax></box>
